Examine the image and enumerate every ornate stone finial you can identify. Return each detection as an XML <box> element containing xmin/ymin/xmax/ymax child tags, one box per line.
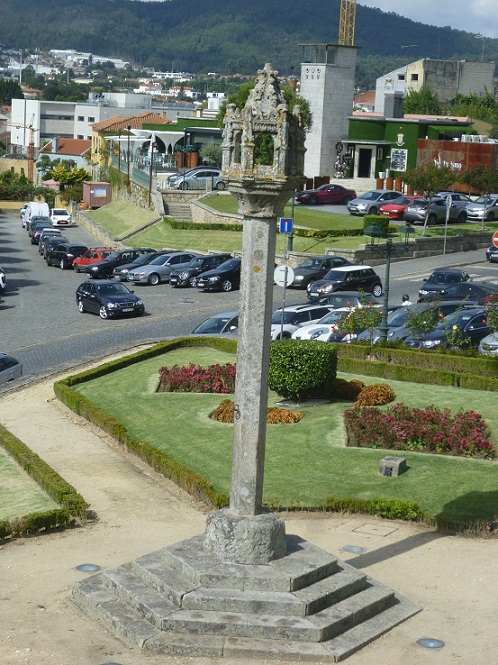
<box><xmin>221</xmin><ymin>63</ymin><xmax>306</xmax><ymax>217</ymax></box>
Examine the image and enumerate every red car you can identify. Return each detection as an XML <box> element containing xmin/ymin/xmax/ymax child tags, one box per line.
<box><xmin>379</xmin><ymin>195</ymin><xmax>423</xmax><ymax>220</ymax></box>
<box><xmin>295</xmin><ymin>184</ymin><xmax>357</xmax><ymax>205</ymax></box>
<box><xmin>73</xmin><ymin>247</ymin><xmax>114</xmax><ymax>273</ymax></box>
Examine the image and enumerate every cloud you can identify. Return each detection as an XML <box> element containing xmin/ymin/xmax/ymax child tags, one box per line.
<box><xmin>358</xmin><ymin>0</ymin><xmax>498</xmax><ymax>38</ymax></box>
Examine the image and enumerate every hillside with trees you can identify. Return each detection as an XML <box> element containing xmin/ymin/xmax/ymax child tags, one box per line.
<box><xmin>1</xmin><ymin>0</ymin><xmax>497</xmax><ymax>84</ymax></box>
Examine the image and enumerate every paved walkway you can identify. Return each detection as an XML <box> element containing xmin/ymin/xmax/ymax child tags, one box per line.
<box><xmin>0</xmin><ymin>361</ymin><xmax>496</xmax><ymax>665</ymax></box>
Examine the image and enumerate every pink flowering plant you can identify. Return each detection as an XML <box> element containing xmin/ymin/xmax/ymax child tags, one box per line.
<box><xmin>344</xmin><ymin>403</ymin><xmax>495</xmax><ymax>459</ymax></box>
<box><xmin>158</xmin><ymin>362</ymin><xmax>236</xmax><ymax>394</ymax></box>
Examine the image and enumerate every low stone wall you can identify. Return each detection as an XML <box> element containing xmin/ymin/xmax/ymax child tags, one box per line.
<box><xmin>74</xmin><ymin>210</ymin><xmax>125</xmax><ymax>250</ymax></box>
<box><xmin>0</xmin><ymin>201</ymin><xmax>26</xmax><ymax>211</ymax></box>
<box><xmin>191</xmin><ymin>196</ymin><xmax>242</xmax><ymax>225</ymax></box>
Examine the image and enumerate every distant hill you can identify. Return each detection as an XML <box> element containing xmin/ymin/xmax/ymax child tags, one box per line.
<box><xmin>1</xmin><ymin>0</ymin><xmax>497</xmax><ymax>82</ymax></box>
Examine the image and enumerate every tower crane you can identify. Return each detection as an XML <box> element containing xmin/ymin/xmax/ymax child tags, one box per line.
<box><xmin>338</xmin><ymin>0</ymin><xmax>357</xmax><ymax>46</ymax></box>
<box><xmin>7</xmin><ymin>114</ymin><xmax>39</xmax><ymax>181</ymax></box>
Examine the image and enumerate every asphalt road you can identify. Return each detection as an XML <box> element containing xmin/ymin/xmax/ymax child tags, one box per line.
<box><xmin>0</xmin><ymin>207</ymin><xmax>495</xmax><ymax>390</ymax></box>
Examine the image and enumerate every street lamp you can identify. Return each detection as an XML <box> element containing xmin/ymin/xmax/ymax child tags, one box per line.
<box><xmin>127</xmin><ymin>125</ymin><xmax>131</xmax><ymax>187</ymax></box>
<box><xmin>364</xmin><ymin>222</ymin><xmax>415</xmax><ymax>342</ymax></box>
<box><xmin>475</xmin><ymin>34</ymin><xmax>486</xmax><ymax>62</ymax></box>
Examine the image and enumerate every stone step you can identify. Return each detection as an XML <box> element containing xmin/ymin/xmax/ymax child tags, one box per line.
<box><xmin>132</xmin><ymin>551</ymin><xmax>199</xmax><ymax>605</ymax></box>
<box><xmin>293</xmin><ymin>563</ymin><xmax>369</xmax><ymax>615</ymax></box>
<box><xmin>309</xmin><ymin>581</ymin><xmax>396</xmax><ymax>641</ymax></box>
<box><xmin>182</xmin><ymin>586</ymin><xmax>305</xmax><ymax>616</ymax></box>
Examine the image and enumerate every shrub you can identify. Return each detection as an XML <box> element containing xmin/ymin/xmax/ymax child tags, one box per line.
<box><xmin>211</xmin><ymin>399</ymin><xmax>303</xmax><ymax>424</ymax></box>
<box><xmin>158</xmin><ymin>362</ymin><xmax>236</xmax><ymax>393</ymax></box>
<box><xmin>354</xmin><ymin>383</ymin><xmax>396</xmax><ymax>406</ymax></box>
<box><xmin>333</xmin><ymin>378</ymin><xmax>366</xmax><ymax>400</ymax></box>
<box><xmin>269</xmin><ymin>340</ymin><xmax>337</xmax><ymax>401</ymax></box>
<box><xmin>344</xmin><ymin>403</ymin><xmax>495</xmax><ymax>459</ymax></box>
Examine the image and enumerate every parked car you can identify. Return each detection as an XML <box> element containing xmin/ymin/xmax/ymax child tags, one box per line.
<box><xmin>20</xmin><ymin>203</ymin><xmax>28</xmax><ymax>223</ymax></box>
<box><xmin>417</xmin><ymin>281</ymin><xmax>498</xmax><ymax>304</ymax></box>
<box><xmin>196</xmin><ymin>258</ymin><xmax>242</xmax><ymax>292</ymax></box>
<box><xmin>270</xmin><ymin>304</ymin><xmax>334</xmax><ymax>339</ymax></box>
<box><xmin>466</xmin><ymin>194</ymin><xmax>498</xmax><ymax>222</ymax></box>
<box><xmin>485</xmin><ymin>245</ymin><xmax>498</xmax><ymax>263</ymax></box>
<box><xmin>127</xmin><ymin>252</ymin><xmax>198</xmax><ymax>285</ymax></box>
<box><xmin>379</xmin><ymin>195</ymin><xmax>423</xmax><ymax>220</ymax></box>
<box><xmin>72</xmin><ymin>247</ymin><xmax>114</xmax><ymax>273</ymax></box>
<box><xmin>0</xmin><ymin>266</ymin><xmax>6</xmax><ymax>295</ymax></box>
<box><xmin>112</xmin><ymin>251</ymin><xmax>172</xmax><ymax>281</ymax></box>
<box><xmin>404</xmin><ymin>308</ymin><xmax>490</xmax><ymax>349</ymax></box>
<box><xmin>38</xmin><ymin>228</ymin><xmax>63</xmax><ymax>255</ymax></box>
<box><xmin>76</xmin><ymin>281</ymin><xmax>145</xmax><ymax>319</ymax></box>
<box><xmin>307</xmin><ymin>265</ymin><xmax>383</xmax><ymax>300</ymax></box>
<box><xmin>479</xmin><ymin>332</ymin><xmax>498</xmax><ymax>357</ymax></box>
<box><xmin>295</xmin><ymin>183</ymin><xmax>357</xmax><ymax>205</ymax></box>
<box><xmin>50</xmin><ymin>208</ymin><xmax>71</xmax><ymax>226</ymax></box>
<box><xmin>25</xmin><ymin>201</ymin><xmax>50</xmax><ymax>227</ymax></box>
<box><xmin>86</xmin><ymin>248</ymin><xmax>155</xmax><ymax>279</ymax></box>
<box><xmin>289</xmin><ymin>255</ymin><xmax>351</xmax><ymax>289</ymax></box>
<box><xmin>168</xmin><ymin>168</ymin><xmax>225</xmax><ymax>191</ymax></box>
<box><xmin>307</xmin><ymin>291</ymin><xmax>376</xmax><ymax>309</ymax></box>
<box><xmin>170</xmin><ymin>253</ymin><xmax>233</xmax><ymax>288</ymax></box>
<box><xmin>167</xmin><ymin>166</ymin><xmax>210</xmax><ymax>186</ymax></box>
<box><xmin>418</xmin><ymin>268</ymin><xmax>471</xmax><ymax>299</ymax></box>
<box><xmin>404</xmin><ymin>194</ymin><xmax>470</xmax><ymax>225</ymax></box>
<box><xmin>46</xmin><ymin>242</ymin><xmax>88</xmax><ymax>269</ymax></box>
<box><xmin>291</xmin><ymin>307</ymin><xmax>353</xmax><ymax>341</ymax></box>
<box><xmin>347</xmin><ymin>190</ymin><xmax>402</xmax><ymax>216</ymax></box>
<box><xmin>191</xmin><ymin>311</ymin><xmax>239</xmax><ymax>335</ymax></box>
<box><xmin>42</xmin><ymin>235</ymin><xmax>69</xmax><ymax>260</ymax></box>
<box><xmin>0</xmin><ymin>353</ymin><xmax>22</xmax><ymax>384</ymax></box>
<box><xmin>29</xmin><ymin>219</ymin><xmax>53</xmax><ymax>244</ymax></box>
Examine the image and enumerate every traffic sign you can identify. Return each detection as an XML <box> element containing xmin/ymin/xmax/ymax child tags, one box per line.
<box><xmin>279</xmin><ymin>217</ymin><xmax>293</xmax><ymax>234</ymax></box>
<box><xmin>274</xmin><ymin>265</ymin><xmax>295</xmax><ymax>287</ymax></box>
<box><xmin>492</xmin><ymin>231</ymin><xmax>498</xmax><ymax>249</ymax></box>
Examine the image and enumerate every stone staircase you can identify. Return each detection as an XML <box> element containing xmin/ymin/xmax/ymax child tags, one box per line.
<box><xmin>72</xmin><ymin>533</ymin><xmax>420</xmax><ymax>662</ymax></box>
<box><xmin>163</xmin><ymin>200</ymin><xmax>193</xmax><ymax>222</ymax></box>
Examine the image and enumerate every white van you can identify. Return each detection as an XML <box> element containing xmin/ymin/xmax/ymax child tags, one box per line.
<box><xmin>25</xmin><ymin>201</ymin><xmax>50</xmax><ymax>227</ymax></box>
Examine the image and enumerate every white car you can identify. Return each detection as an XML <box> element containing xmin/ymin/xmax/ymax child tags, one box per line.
<box><xmin>291</xmin><ymin>308</ymin><xmax>353</xmax><ymax>341</ymax></box>
<box><xmin>466</xmin><ymin>195</ymin><xmax>498</xmax><ymax>222</ymax></box>
<box><xmin>479</xmin><ymin>333</ymin><xmax>498</xmax><ymax>357</ymax></box>
<box><xmin>270</xmin><ymin>304</ymin><xmax>334</xmax><ymax>340</ymax></box>
<box><xmin>20</xmin><ymin>203</ymin><xmax>28</xmax><ymax>223</ymax></box>
<box><xmin>0</xmin><ymin>266</ymin><xmax>6</xmax><ymax>295</ymax></box>
<box><xmin>50</xmin><ymin>208</ymin><xmax>72</xmax><ymax>226</ymax></box>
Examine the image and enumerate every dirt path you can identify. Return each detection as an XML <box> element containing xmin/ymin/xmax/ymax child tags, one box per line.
<box><xmin>0</xmin><ymin>363</ymin><xmax>496</xmax><ymax>665</ymax></box>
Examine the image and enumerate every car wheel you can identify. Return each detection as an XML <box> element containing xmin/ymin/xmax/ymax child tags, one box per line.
<box><xmin>74</xmin><ymin>264</ymin><xmax>80</xmax><ymax>273</ymax></box>
<box><xmin>457</xmin><ymin>211</ymin><xmax>467</xmax><ymax>223</ymax></box>
<box><xmin>148</xmin><ymin>273</ymin><xmax>160</xmax><ymax>286</ymax></box>
<box><xmin>221</xmin><ymin>279</ymin><xmax>233</xmax><ymax>292</ymax></box>
<box><xmin>59</xmin><ymin>258</ymin><xmax>66</xmax><ymax>270</ymax></box>
<box><xmin>100</xmin><ymin>268</ymin><xmax>111</xmax><ymax>279</ymax></box>
<box><xmin>343</xmin><ymin>195</ymin><xmax>352</xmax><ymax>204</ymax></box>
<box><xmin>427</xmin><ymin>213</ymin><xmax>438</xmax><ymax>225</ymax></box>
<box><xmin>487</xmin><ymin>211</ymin><xmax>495</xmax><ymax>221</ymax></box>
<box><xmin>308</xmin><ymin>195</ymin><xmax>318</xmax><ymax>205</ymax></box>
<box><xmin>369</xmin><ymin>206</ymin><xmax>378</xmax><ymax>215</ymax></box>
<box><xmin>178</xmin><ymin>181</ymin><xmax>188</xmax><ymax>190</ymax></box>
<box><xmin>78</xmin><ymin>299</ymin><xmax>85</xmax><ymax>313</ymax></box>
<box><xmin>215</xmin><ymin>181</ymin><xmax>226</xmax><ymax>190</ymax></box>
<box><xmin>189</xmin><ymin>276</ymin><xmax>197</xmax><ymax>287</ymax></box>
<box><xmin>99</xmin><ymin>306</ymin><xmax>109</xmax><ymax>319</ymax></box>
<box><xmin>371</xmin><ymin>283</ymin><xmax>383</xmax><ymax>298</ymax></box>
<box><xmin>276</xmin><ymin>331</ymin><xmax>292</xmax><ymax>339</ymax></box>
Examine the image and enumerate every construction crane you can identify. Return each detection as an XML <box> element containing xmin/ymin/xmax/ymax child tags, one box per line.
<box><xmin>338</xmin><ymin>0</ymin><xmax>357</xmax><ymax>46</ymax></box>
<box><xmin>7</xmin><ymin>115</ymin><xmax>38</xmax><ymax>181</ymax></box>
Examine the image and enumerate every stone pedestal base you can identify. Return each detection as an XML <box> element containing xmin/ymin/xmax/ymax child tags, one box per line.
<box><xmin>204</xmin><ymin>509</ymin><xmax>286</xmax><ymax>564</ymax></box>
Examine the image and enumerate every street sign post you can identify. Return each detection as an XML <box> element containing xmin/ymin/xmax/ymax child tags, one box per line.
<box><xmin>274</xmin><ymin>265</ymin><xmax>295</xmax><ymax>340</ymax></box>
<box><xmin>279</xmin><ymin>218</ymin><xmax>293</xmax><ymax>234</ymax></box>
<box><xmin>443</xmin><ymin>195</ymin><xmax>452</xmax><ymax>255</ymax></box>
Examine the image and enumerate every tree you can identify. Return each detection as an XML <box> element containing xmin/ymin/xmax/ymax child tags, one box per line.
<box><xmin>199</xmin><ymin>140</ymin><xmax>222</xmax><ymax>167</ymax></box>
<box><xmin>403</xmin><ymin>86</ymin><xmax>442</xmax><ymax>115</ymax></box>
<box><xmin>403</xmin><ymin>164</ymin><xmax>458</xmax><ymax>234</ymax></box>
<box><xmin>459</xmin><ymin>166</ymin><xmax>498</xmax><ymax>230</ymax></box>
<box><xmin>0</xmin><ymin>79</ymin><xmax>23</xmax><ymax>105</ymax></box>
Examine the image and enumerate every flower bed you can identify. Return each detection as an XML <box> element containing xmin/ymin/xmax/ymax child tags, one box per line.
<box><xmin>344</xmin><ymin>403</ymin><xmax>495</xmax><ymax>459</ymax></box>
<box><xmin>158</xmin><ymin>362</ymin><xmax>236</xmax><ymax>393</ymax></box>
<box><xmin>211</xmin><ymin>399</ymin><xmax>302</xmax><ymax>424</ymax></box>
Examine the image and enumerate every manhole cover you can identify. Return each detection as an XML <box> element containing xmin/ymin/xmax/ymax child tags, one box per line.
<box><xmin>353</xmin><ymin>523</ymin><xmax>398</xmax><ymax>536</ymax></box>
<box><xmin>75</xmin><ymin>563</ymin><xmax>101</xmax><ymax>573</ymax></box>
<box><xmin>416</xmin><ymin>638</ymin><xmax>445</xmax><ymax>649</ymax></box>
<box><xmin>341</xmin><ymin>545</ymin><xmax>366</xmax><ymax>554</ymax></box>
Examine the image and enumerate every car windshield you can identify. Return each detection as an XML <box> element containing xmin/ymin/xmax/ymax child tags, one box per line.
<box><xmin>97</xmin><ymin>283</ymin><xmax>131</xmax><ymax>296</ymax></box>
<box><xmin>149</xmin><ymin>255</ymin><xmax>171</xmax><ymax>265</ymax></box>
<box><xmin>427</xmin><ymin>272</ymin><xmax>461</xmax><ymax>285</ymax></box>
<box><xmin>105</xmin><ymin>252</ymin><xmax>122</xmax><ymax>261</ymax></box>
<box><xmin>193</xmin><ymin>316</ymin><xmax>236</xmax><ymax>333</ymax></box>
<box><xmin>188</xmin><ymin>257</ymin><xmax>205</xmax><ymax>268</ymax></box>
<box><xmin>322</xmin><ymin>269</ymin><xmax>348</xmax><ymax>281</ymax></box>
<box><xmin>316</xmin><ymin>311</ymin><xmax>344</xmax><ymax>324</ymax></box>
<box><xmin>272</xmin><ymin>310</ymin><xmax>302</xmax><ymax>324</ymax></box>
<box><xmin>435</xmin><ymin>311</ymin><xmax>477</xmax><ymax>330</ymax></box>
<box><xmin>390</xmin><ymin>197</ymin><xmax>411</xmax><ymax>205</ymax></box>
<box><xmin>473</xmin><ymin>195</ymin><xmax>498</xmax><ymax>205</ymax></box>
<box><xmin>53</xmin><ymin>209</ymin><xmax>68</xmax><ymax>215</ymax></box>
<box><xmin>359</xmin><ymin>191</ymin><xmax>382</xmax><ymax>201</ymax></box>
<box><xmin>299</xmin><ymin>258</ymin><xmax>323</xmax><ymax>269</ymax></box>
<box><xmin>219</xmin><ymin>259</ymin><xmax>240</xmax><ymax>271</ymax></box>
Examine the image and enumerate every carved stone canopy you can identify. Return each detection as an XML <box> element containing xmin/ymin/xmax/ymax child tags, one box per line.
<box><xmin>221</xmin><ymin>63</ymin><xmax>306</xmax><ymax>217</ymax></box>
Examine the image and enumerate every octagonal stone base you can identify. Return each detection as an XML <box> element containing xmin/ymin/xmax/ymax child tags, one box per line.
<box><xmin>204</xmin><ymin>509</ymin><xmax>286</xmax><ymax>564</ymax></box>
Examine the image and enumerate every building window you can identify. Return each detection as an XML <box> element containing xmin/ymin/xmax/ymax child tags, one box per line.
<box><xmin>410</xmin><ymin>74</ymin><xmax>419</xmax><ymax>82</ymax></box>
<box><xmin>77</xmin><ymin>134</ymin><xmax>84</xmax><ymax>139</ymax></box>
<box><xmin>398</xmin><ymin>74</ymin><xmax>405</xmax><ymax>81</ymax></box>
<box><xmin>88</xmin><ymin>117</ymin><xmax>95</xmax><ymax>123</ymax></box>
<box><xmin>78</xmin><ymin>116</ymin><xmax>84</xmax><ymax>121</ymax></box>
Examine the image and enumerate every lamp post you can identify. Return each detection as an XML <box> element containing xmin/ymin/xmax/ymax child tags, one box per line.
<box><xmin>148</xmin><ymin>140</ymin><xmax>155</xmax><ymax>208</ymax></box>
<box><xmin>475</xmin><ymin>34</ymin><xmax>486</xmax><ymax>62</ymax></box>
<box><xmin>127</xmin><ymin>125</ymin><xmax>131</xmax><ymax>187</ymax></box>
<box><xmin>364</xmin><ymin>222</ymin><xmax>415</xmax><ymax>342</ymax></box>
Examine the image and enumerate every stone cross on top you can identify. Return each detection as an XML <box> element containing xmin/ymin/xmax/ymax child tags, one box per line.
<box><xmin>204</xmin><ymin>65</ymin><xmax>306</xmax><ymax>565</ymax></box>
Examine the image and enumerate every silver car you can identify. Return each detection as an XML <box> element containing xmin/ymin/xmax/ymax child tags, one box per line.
<box><xmin>0</xmin><ymin>353</ymin><xmax>22</xmax><ymax>384</ymax></box>
<box><xmin>127</xmin><ymin>252</ymin><xmax>198</xmax><ymax>285</ymax></box>
<box><xmin>168</xmin><ymin>168</ymin><xmax>226</xmax><ymax>191</ymax></box>
<box><xmin>347</xmin><ymin>190</ymin><xmax>402</xmax><ymax>216</ymax></box>
<box><xmin>479</xmin><ymin>332</ymin><xmax>498</xmax><ymax>357</ymax></box>
<box><xmin>466</xmin><ymin>195</ymin><xmax>498</xmax><ymax>222</ymax></box>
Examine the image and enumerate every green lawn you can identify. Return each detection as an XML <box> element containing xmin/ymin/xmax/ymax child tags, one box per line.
<box><xmin>0</xmin><ymin>446</ymin><xmax>59</xmax><ymax>520</ymax></box>
<box><xmin>87</xmin><ymin>201</ymin><xmax>158</xmax><ymax>236</ymax></box>
<box><xmin>72</xmin><ymin>347</ymin><xmax>498</xmax><ymax>525</ymax></box>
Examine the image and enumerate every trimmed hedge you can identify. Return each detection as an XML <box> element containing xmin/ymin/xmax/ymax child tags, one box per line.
<box><xmin>0</xmin><ymin>423</ymin><xmax>89</xmax><ymax>540</ymax></box>
<box><xmin>168</xmin><ymin>219</ymin><xmax>243</xmax><ymax>232</ymax></box>
<box><xmin>292</xmin><ymin>227</ymin><xmax>364</xmax><ymax>238</ymax></box>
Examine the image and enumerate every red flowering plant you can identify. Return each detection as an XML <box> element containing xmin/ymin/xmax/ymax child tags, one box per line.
<box><xmin>337</xmin><ymin>301</ymin><xmax>381</xmax><ymax>344</ymax></box>
<box><xmin>485</xmin><ymin>295</ymin><xmax>498</xmax><ymax>332</ymax></box>
<box><xmin>158</xmin><ymin>363</ymin><xmax>236</xmax><ymax>394</ymax></box>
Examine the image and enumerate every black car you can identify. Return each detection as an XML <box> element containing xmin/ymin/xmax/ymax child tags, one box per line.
<box><xmin>43</xmin><ymin>235</ymin><xmax>69</xmax><ymax>260</ymax></box>
<box><xmin>28</xmin><ymin>215</ymin><xmax>50</xmax><ymax>235</ymax></box>
<box><xmin>170</xmin><ymin>253</ymin><xmax>233</xmax><ymax>288</ymax></box>
<box><xmin>417</xmin><ymin>281</ymin><xmax>498</xmax><ymax>304</ymax></box>
<box><xmin>196</xmin><ymin>258</ymin><xmax>242</xmax><ymax>292</ymax></box>
<box><xmin>289</xmin><ymin>255</ymin><xmax>351</xmax><ymax>289</ymax></box>
<box><xmin>46</xmin><ymin>242</ymin><xmax>88</xmax><ymax>269</ymax></box>
<box><xmin>404</xmin><ymin>308</ymin><xmax>490</xmax><ymax>349</ymax></box>
<box><xmin>29</xmin><ymin>220</ymin><xmax>53</xmax><ymax>244</ymax></box>
<box><xmin>307</xmin><ymin>265</ymin><xmax>383</xmax><ymax>300</ymax></box>
<box><xmin>418</xmin><ymin>268</ymin><xmax>471</xmax><ymax>299</ymax></box>
<box><xmin>308</xmin><ymin>290</ymin><xmax>380</xmax><ymax>309</ymax></box>
<box><xmin>485</xmin><ymin>245</ymin><xmax>498</xmax><ymax>263</ymax></box>
<box><xmin>86</xmin><ymin>248</ymin><xmax>155</xmax><ymax>279</ymax></box>
<box><xmin>112</xmin><ymin>251</ymin><xmax>172</xmax><ymax>281</ymax></box>
<box><xmin>76</xmin><ymin>280</ymin><xmax>145</xmax><ymax>319</ymax></box>
<box><xmin>38</xmin><ymin>230</ymin><xmax>64</xmax><ymax>255</ymax></box>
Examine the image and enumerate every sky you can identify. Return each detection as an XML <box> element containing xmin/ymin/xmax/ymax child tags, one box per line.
<box><xmin>358</xmin><ymin>1</ymin><xmax>498</xmax><ymax>39</ymax></box>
